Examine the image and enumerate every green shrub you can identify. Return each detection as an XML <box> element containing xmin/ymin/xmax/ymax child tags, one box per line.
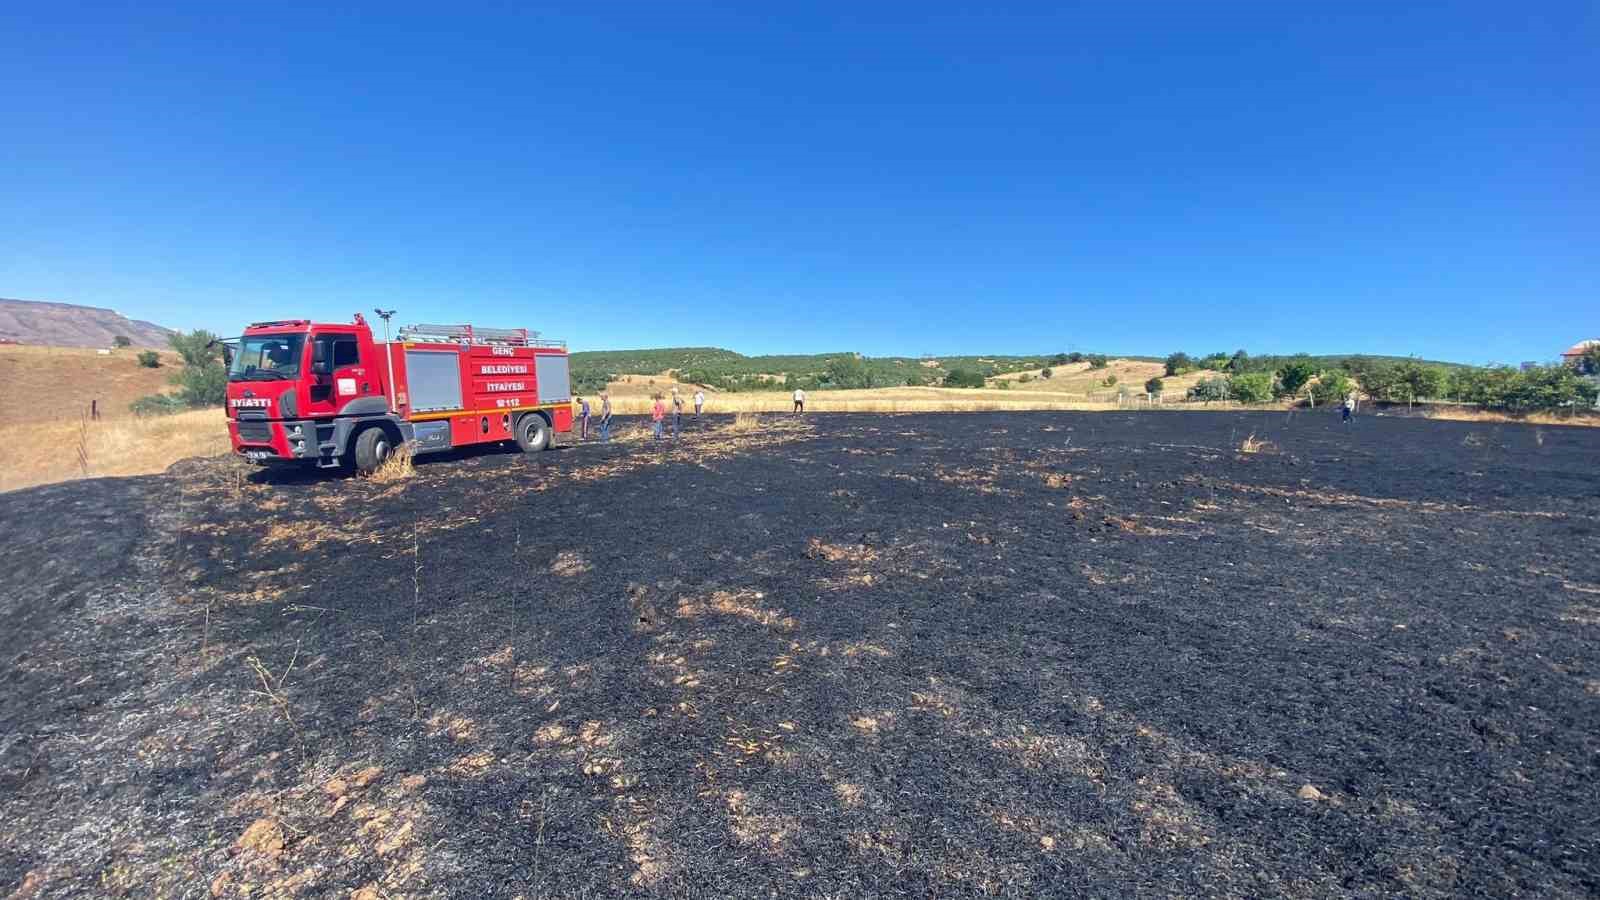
<box><xmin>113</xmin><ymin>335</ymin><xmax>132</xmax><ymax>348</ymax></box>
<box><xmin>943</xmin><ymin>369</ymin><xmax>986</xmax><ymax>389</ymax></box>
<box><xmin>1017</xmin><ymin>373</ymin><xmax>1033</xmax><ymax>383</ymax></box>
<box><xmin>1144</xmin><ymin>377</ymin><xmax>1164</xmax><ymax>394</ymax></box>
<box><xmin>571</xmin><ymin>368</ymin><xmax>612</xmax><ymax>393</ymax></box>
<box><xmin>1101</xmin><ymin>374</ymin><xmax>1118</xmax><ymax>387</ymax></box>
<box><xmin>1187</xmin><ymin>377</ymin><xmax>1231</xmax><ymax>402</ymax></box>
<box><xmin>1163</xmin><ymin>352</ymin><xmax>1191</xmax><ymax>377</ymax></box>
<box><xmin>1040</xmin><ymin>367</ymin><xmax>1053</xmax><ymax>379</ymax></box>
<box><xmin>1230</xmin><ymin>372</ymin><xmax>1274</xmax><ymax>403</ymax></box>
<box><xmin>137</xmin><ymin>350</ymin><xmax>161</xmax><ymax>368</ymax></box>
<box><xmin>130</xmin><ymin>393</ymin><xmax>188</xmax><ymax>416</ymax></box>
<box><xmin>1086</xmin><ymin>354</ymin><xmax>1108</xmax><ymax>369</ymax></box>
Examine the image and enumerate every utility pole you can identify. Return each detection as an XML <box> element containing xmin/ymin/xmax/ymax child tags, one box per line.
<box><xmin>373</xmin><ymin>308</ymin><xmax>398</xmax><ymax>414</ymax></box>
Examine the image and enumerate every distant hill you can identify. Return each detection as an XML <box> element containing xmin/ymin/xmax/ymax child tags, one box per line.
<box><xmin>0</xmin><ymin>298</ymin><xmax>174</xmax><ymax>348</ymax></box>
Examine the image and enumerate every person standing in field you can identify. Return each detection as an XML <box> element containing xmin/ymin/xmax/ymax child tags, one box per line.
<box><xmin>793</xmin><ymin>387</ymin><xmax>806</xmax><ymax>415</ymax></box>
<box><xmin>693</xmin><ymin>389</ymin><xmax>705</xmax><ymax>418</ymax></box>
<box><xmin>651</xmin><ymin>394</ymin><xmax>666</xmax><ymax>441</ymax></box>
<box><xmin>672</xmin><ymin>393</ymin><xmax>684</xmax><ymax>440</ymax></box>
<box><xmin>1342</xmin><ymin>395</ymin><xmax>1355</xmax><ymax>423</ymax></box>
<box><xmin>577</xmin><ymin>396</ymin><xmax>591</xmax><ymax>440</ymax></box>
<box><xmin>599</xmin><ymin>392</ymin><xmax>613</xmax><ymax>443</ymax></box>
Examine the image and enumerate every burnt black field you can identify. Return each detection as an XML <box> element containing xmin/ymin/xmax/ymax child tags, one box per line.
<box><xmin>3</xmin><ymin>410</ymin><xmax>1598</xmax><ymax>898</ymax></box>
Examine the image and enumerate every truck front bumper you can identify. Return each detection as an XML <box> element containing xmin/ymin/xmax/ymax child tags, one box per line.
<box><xmin>230</xmin><ymin>418</ymin><xmax>318</xmax><ymax>462</ymax></box>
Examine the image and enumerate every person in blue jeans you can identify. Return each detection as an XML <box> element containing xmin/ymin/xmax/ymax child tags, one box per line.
<box><xmin>651</xmin><ymin>395</ymin><xmax>666</xmax><ymax>440</ymax></box>
<box><xmin>577</xmin><ymin>396</ymin><xmax>591</xmax><ymax>440</ymax></box>
<box><xmin>598</xmin><ymin>392</ymin><xmax>612</xmax><ymax>443</ymax></box>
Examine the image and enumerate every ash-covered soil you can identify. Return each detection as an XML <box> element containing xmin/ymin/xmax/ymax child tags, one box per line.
<box><xmin>3</xmin><ymin>411</ymin><xmax>1598</xmax><ymax>898</ymax></box>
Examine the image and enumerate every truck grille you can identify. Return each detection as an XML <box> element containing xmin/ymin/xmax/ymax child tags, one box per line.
<box><xmin>236</xmin><ymin>416</ymin><xmax>272</xmax><ymax>443</ymax></box>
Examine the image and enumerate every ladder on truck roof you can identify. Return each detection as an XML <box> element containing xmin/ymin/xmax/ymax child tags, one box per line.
<box><xmin>397</xmin><ymin>323</ymin><xmax>566</xmax><ymax>349</ymax></box>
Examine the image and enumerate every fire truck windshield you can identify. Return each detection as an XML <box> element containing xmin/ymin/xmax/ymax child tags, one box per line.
<box><xmin>230</xmin><ymin>335</ymin><xmax>305</xmax><ymax>381</ymax></box>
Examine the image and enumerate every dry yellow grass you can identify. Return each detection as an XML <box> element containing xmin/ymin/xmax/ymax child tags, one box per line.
<box><xmin>368</xmin><ymin>442</ymin><xmax>415</xmax><ymax>482</ymax></box>
<box><xmin>591</xmin><ymin>358</ymin><xmax>1217</xmax><ymax>411</ymax></box>
<box><xmin>0</xmin><ymin>407</ymin><xmax>229</xmax><ymax>493</ymax></box>
<box><xmin>1423</xmin><ymin>407</ymin><xmax>1600</xmax><ymax>428</ymax></box>
<box><xmin>1000</xmin><ymin>360</ymin><xmax>1212</xmax><ymax>398</ymax></box>
<box><xmin>1239</xmin><ymin>432</ymin><xmax>1272</xmax><ymax>454</ymax></box>
<box><xmin>596</xmin><ymin>386</ymin><xmax>1170</xmax><ymax>415</ymax></box>
<box><xmin>0</xmin><ymin>343</ymin><xmax>185</xmax><ymax>424</ymax></box>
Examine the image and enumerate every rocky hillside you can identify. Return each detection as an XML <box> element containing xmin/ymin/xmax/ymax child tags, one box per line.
<box><xmin>0</xmin><ymin>297</ymin><xmax>173</xmax><ymax>348</ymax></box>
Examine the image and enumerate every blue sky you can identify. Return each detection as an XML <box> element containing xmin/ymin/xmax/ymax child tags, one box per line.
<box><xmin>1</xmin><ymin>3</ymin><xmax>1594</xmax><ymax>363</ymax></box>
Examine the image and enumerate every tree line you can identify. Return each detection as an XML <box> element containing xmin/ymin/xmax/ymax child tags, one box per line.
<box><xmin>129</xmin><ymin>330</ymin><xmax>1599</xmax><ymax>416</ymax></box>
<box><xmin>1170</xmin><ymin>349</ymin><xmax>1598</xmax><ymax>411</ymax></box>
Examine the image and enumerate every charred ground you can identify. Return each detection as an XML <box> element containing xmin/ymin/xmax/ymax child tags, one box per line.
<box><xmin>2</xmin><ymin>411</ymin><xmax>1598</xmax><ymax>898</ymax></box>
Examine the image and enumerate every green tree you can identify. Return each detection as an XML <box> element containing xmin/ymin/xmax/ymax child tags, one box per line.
<box><xmin>1086</xmin><ymin>354</ymin><xmax>1109</xmax><ymax>369</ymax></box>
<box><xmin>1228</xmin><ymin>349</ymin><xmax>1249</xmax><ymax>372</ymax></box>
<box><xmin>136</xmin><ymin>350</ymin><xmax>161</xmax><ymax>368</ymax></box>
<box><xmin>1504</xmin><ymin>365</ymin><xmax>1598</xmax><ymax>410</ymax></box>
<box><xmin>1354</xmin><ymin>364</ymin><xmax>1397</xmax><ymax>402</ymax></box>
<box><xmin>1067</xmin><ymin>352</ymin><xmax>1084</xmax><ymax>364</ymax></box>
<box><xmin>1230</xmin><ymin>372</ymin><xmax>1274</xmax><ymax>403</ymax></box>
<box><xmin>1379</xmin><ymin>361</ymin><xmax>1448</xmax><ymax>406</ymax></box>
<box><xmin>1144</xmin><ymin>376</ymin><xmax>1164</xmax><ymax>394</ymax></box>
<box><xmin>1051</xmin><ymin>353</ymin><xmax>1070</xmax><ymax>366</ymax></box>
<box><xmin>943</xmin><ymin>369</ymin><xmax>986</xmax><ymax>388</ymax></box>
<box><xmin>1275</xmin><ymin>360</ymin><xmax>1317</xmax><ymax>398</ymax></box>
<box><xmin>1187</xmin><ymin>377</ymin><xmax>1231</xmax><ymax>402</ymax></box>
<box><xmin>113</xmin><ymin>335</ymin><xmax>132</xmax><ymax>348</ymax></box>
<box><xmin>166</xmin><ymin>330</ymin><xmax>227</xmax><ymax>407</ymax></box>
<box><xmin>1163</xmin><ymin>352</ymin><xmax>1192</xmax><ymax>377</ymax></box>
<box><xmin>1040</xmin><ymin>367</ymin><xmax>1053</xmax><ymax>379</ymax></box>
<box><xmin>1309</xmin><ymin>371</ymin><xmax>1353</xmax><ymax>406</ymax></box>
<box><xmin>824</xmin><ymin>355</ymin><xmax>872</xmax><ymax>389</ymax></box>
<box><xmin>1451</xmin><ymin>366</ymin><xmax>1515</xmax><ymax>406</ymax></box>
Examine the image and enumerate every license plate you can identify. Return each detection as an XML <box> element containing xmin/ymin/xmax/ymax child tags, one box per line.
<box><xmin>245</xmin><ymin>450</ymin><xmax>273</xmax><ymax>461</ymax></box>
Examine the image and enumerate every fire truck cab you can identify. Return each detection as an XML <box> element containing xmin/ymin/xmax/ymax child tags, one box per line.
<box><xmin>225</xmin><ymin>314</ymin><xmax>572</xmax><ymax>473</ymax></box>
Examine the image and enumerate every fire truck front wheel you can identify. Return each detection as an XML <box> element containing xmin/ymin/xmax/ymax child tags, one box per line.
<box><xmin>352</xmin><ymin>426</ymin><xmax>395</xmax><ymax>474</ymax></box>
<box><xmin>514</xmin><ymin>413</ymin><xmax>552</xmax><ymax>453</ymax></box>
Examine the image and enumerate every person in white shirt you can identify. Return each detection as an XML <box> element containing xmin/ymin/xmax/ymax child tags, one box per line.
<box><xmin>693</xmin><ymin>390</ymin><xmax>705</xmax><ymax>417</ymax></box>
<box><xmin>793</xmin><ymin>388</ymin><xmax>806</xmax><ymax>415</ymax></box>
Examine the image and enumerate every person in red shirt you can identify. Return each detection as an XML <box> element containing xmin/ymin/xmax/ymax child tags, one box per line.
<box><xmin>651</xmin><ymin>395</ymin><xmax>666</xmax><ymax>441</ymax></box>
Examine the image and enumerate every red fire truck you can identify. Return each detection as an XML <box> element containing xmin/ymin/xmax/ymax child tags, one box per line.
<box><xmin>224</xmin><ymin>314</ymin><xmax>572</xmax><ymax>473</ymax></box>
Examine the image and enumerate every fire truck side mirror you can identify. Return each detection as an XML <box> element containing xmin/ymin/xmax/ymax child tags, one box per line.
<box><xmin>311</xmin><ymin>339</ymin><xmax>331</xmax><ymax>375</ymax></box>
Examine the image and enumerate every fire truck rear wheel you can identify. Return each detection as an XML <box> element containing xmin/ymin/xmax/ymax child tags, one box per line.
<box><xmin>515</xmin><ymin>413</ymin><xmax>551</xmax><ymax>453</ymax></box>
<box><xmin>353</xmin><ymin>426</ymin><xmax>393</xmax><ymax>474</ymax></box>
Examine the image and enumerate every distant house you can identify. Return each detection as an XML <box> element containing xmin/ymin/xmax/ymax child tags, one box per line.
<box><xmin>1561</xmin><ymin>339</ymin><xmax>1600</xmax><ymax>367</ymax></box>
